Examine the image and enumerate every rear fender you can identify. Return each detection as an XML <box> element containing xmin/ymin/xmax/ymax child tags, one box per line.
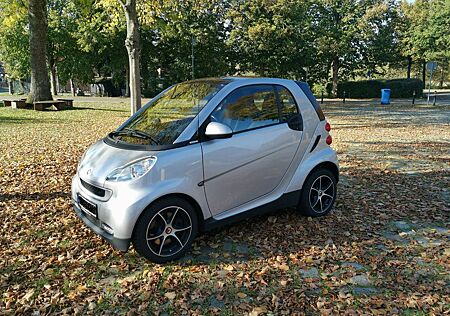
<box><xmin>285</xmin><ymin>147</ymin><xmax>339</xmax><ymax>193</ymax></box>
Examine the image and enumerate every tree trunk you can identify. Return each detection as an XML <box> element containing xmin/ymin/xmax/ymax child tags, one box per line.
<box><xmin>422</xmin><ymin>60</ymin><xmax>426</xmax><ymax>89</ymax></box>
<box><xmin>70</xmin><ymin>78</ymin><xmax>75</xmax><ymax>96</ymax></box>
<box><xmin>406</xmin><ymin>55</ymin><xmax>412</xmax><ymax>79</ymax></box>
<box><xmin>28</xmin><ymin>0</ymin><xmax>52</xmax><ymax>102</ymax></box>
<box><xmin>141</xmin><ymin>58</ymin><xmax>149</xmax><ymax>92</ymax></box>
<box><xmin>50</xmin><ymin>61</ymin><xmax>57</xmax><ymax>95</ymax></box>
<box><xmin>18</xmin><ymin>80</ymin><xmax>24</xmax><ymax>93</ymax></box>
<box><xmin>56</xmin><ymin>68</ymin><xmax>60</xmax><ymax>93</ymax></box>
<box><xmin>125</xmin><ymin>66</ymin><xmax>130</xmax><ymax>97</ymax></box>
<box><xmin>122</xmin><ymin>0</ymin><xmax>141</xmax><ymax>115</ymax></box>
<box><xmin>332</xmin><ymin>56</ymin><xmax>339</xmax><ymax>98</ymax></box>
<box><xmin>8</xmin><ymin>79</ymin><xmax>14</xmax><ymax>95</ymax></box>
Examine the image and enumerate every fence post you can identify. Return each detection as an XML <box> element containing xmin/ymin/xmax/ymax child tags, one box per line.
<box><xmin>321</xmin><ymin>91</ymin><xmax>324</xmax><ymax>104</ymax></box>
<box><xmin>412</xmin><ymin>90</ymin><xmax>416</xmax><ymax>105</ymax></box>
<box><xmin>343</xmin><ymin>91</ymin><xmax>346</xmax><ymax>104</ymax></box>
<box><xmin>433</xmin><ymin>91</ymin><xmax>437</xmax><ymax>106</ymax></box>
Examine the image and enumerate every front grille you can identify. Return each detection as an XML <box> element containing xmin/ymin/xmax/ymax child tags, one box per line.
<box><xmin>80</xmin><ymin>179</ymin><xmax>106</xmax><ymax>197</ymax></box>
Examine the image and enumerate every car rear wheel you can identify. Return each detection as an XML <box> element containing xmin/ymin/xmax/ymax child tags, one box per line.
<box><xmin>132</xmin><ymin>197</ymin><xmax>198</xmax><ymax>263</ymax></box>
<box><xmin>298</xmin><ymin>168</ymin><xmax>337</xmax><ymax>217</ymax></box>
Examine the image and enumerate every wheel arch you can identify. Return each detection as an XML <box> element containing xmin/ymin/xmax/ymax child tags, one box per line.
<box><xmin>297</xmin><ymin>161</ymin><xmax>338</xmax><ymax>217</ymax></box>
<box><xmin>308</xmin><ymin>161</ymin><xmax>339</xmax><ymax>183</ymax></box>
<box><xmin>131</xmin><ymin>193</ymin><xmax>206</xmax><ymax>239</ymax></box>
<box><xmin>285</xmin><ymin>146</ymin><xmax>339</xmax><ymax>194</ymax></box>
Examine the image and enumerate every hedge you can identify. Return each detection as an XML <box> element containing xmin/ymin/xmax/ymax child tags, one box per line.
<box><xmin>337</xmin><ymin>79</ymin><xmax>423</xmax><ymax>98</ymax></box>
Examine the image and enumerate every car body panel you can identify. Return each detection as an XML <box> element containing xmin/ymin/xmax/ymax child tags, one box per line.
<box><xmin>72</xmin><ymin>142</ymin><xmax>209</xmax><ymax>239</ymax></box>
<box><xmin>201</xmin><ymin>123</ymin><xmax>301</xmax><ymax>215</ymax></box>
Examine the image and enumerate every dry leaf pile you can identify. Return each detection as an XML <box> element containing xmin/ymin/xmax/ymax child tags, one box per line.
<box><xmin>0</xmin><ymin>101</ymin><xmax>449</xmax><ymax>314</ymax></box>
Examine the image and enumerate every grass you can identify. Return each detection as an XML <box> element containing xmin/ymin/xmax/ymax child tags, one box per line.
<box><xmin>0</xmin><ymin>100</ymin><xmax>449</xmax><ymax>314</ymax></box>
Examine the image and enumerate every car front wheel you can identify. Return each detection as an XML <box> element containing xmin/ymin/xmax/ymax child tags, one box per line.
<box><xmin>298</xmin><ymin>168</ymin><xmax>337</xmax><ymax>217</ymax></box>
<box><xmin>132</xmin><ymin>197</ymin><xmax>198</xmax><ymax>263</ymax></box>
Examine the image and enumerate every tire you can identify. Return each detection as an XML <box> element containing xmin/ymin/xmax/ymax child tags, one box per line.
<box><xmin>132</xmin><ymin>197</ymin><xmax>198</xmax><ymax>263</ymax></box>
<box><xmin>298</xmin><ymin>168</ymin><xmax>337</xmax><ymax>217</ymax></box>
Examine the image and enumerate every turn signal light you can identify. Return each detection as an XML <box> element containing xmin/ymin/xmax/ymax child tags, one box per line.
<box><xmin>325</xmin><ymin>122</ymin><xmax>331</xmax><ymax>132</ymax></box>
<box><xmin>326</xmin><ymin>135</ymin><xmax>332</xmax><ymax>145</ymax></box>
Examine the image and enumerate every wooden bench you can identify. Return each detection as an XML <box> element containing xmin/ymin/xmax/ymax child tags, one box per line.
<box><xmin>2</xmin><ymin>100</ymin><xmax>11</xmax><ymax>107</ymax></box>
<box><xmin>57</xmin><ymin>99</ymin><xmax>74</xmax><ymax>107</ymax></box>
<box><xmin>34</xmin><ymin>100</ymin><xmax>66</xmax><ymax>111</ymax></box>
<box><xmin>11</xmin><ymin>99</ymin><xmax>28</xmax><ymax>109</ymax></box>
<box><xmin>2</xmin><ymin>98</ymin><xmax>26</xmax><ymax>107</ymax></box>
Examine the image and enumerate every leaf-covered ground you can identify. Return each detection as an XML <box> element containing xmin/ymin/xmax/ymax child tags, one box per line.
<box><xmin>0</xmin><ymin>100</ymin><xmax>449</xmax><ymax>315</ymax></box>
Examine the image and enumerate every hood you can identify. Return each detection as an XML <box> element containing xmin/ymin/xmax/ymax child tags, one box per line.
<box><xmin>78</xmin><ymin>139</ymin><xmax>153</xmax><ymax>187</ymax></box>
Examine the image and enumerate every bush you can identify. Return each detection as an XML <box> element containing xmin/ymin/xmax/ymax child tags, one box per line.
<box><xmin>337</xmin><ymin>79</ymin><xmax>423</xmax><ymax>98</ymax></box>
<box><xmin>312</xmin><ymin>83</ymin><xmax>327</xmax><ymax>96</ymax></box>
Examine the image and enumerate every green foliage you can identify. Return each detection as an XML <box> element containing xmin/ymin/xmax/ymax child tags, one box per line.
<box><xmin>402</xmin><ymin>0</ymin><xmax>450</xmax><ymax>62</ymax></box>
<box><xmin>337</xmin><ymin>79</ymin><xmax>424</xmax><ymax>98</ymax></box>
<box><xmin>0</xmin><ymin>0</ymin><xmax>448</xmax><ymax>93</ymax></box>
<box><xmin>0</xmin><ymin>9</ymin><xmax>29</xmax><ymax>79</ymax></box>
<box><xmin>146</xmin><ymin>0</ymin><xmax>232</xmax><ymax>84</ymax></box>
<box><xmin>227</xmin><ymin>0</ymin><xmax>313</xmax><ymax>79</ymax></box>
<box><xmin>46</xmin><ymin>0</ymin><xmax>98</xmax><ymax>85</ymax></box>
<box><xmin>312</xmin><ymin>83</ymin><xmax>327</xmax><ymax>96</ymax></box>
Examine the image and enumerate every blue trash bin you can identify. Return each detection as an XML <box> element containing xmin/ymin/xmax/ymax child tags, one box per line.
<box><xmin>381</xmin><ymin>89</ymin><xmax>391</xmax><ymax>105</ymax></box>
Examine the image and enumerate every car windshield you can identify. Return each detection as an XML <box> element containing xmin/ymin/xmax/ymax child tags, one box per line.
<box><xmin>112</xmin><ymin>79</ymin><xmax>230</xmax><ymax>146</ymax></box>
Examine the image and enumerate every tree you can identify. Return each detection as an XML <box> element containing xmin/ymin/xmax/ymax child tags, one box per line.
<box><xmin>310</xmin><ymin>0</ymin><xmax>366</xmax><ymax>96</ymax></box>
<box><xmin>28</xmin><ymin>0</ymin><xmax>52</xmax><ymax>101</ymax></box>
<box><xmin>420</xmin><ymin>0</ymin><xmax>450</xmax><ymax>87</ymax></box>
<box><xmin>47</xmin><ymin>0</ymin><xmax>97</xmax><ymax>95</ymax></box>
<box><xmin>357</xmin><ymin>1</ymin><xmax>403</xmax><ymax>76</ymax></box>
<box><xmin>120</xmin><ymin>0</ymin><xmax>141</xmax><ymax>114</ymax></box>
<box><xmin>149</xmin><ymin>0</ymin><xmax>231</xmax><ymax>85</ymax></box>
<box><xmin>0</xmin><ymin>13</ymin><xmax>30</xmax><ymax>82</ymax></box>
<box><xmin>98</xmin><ymin>0</ymin><xmax>142</xmax><ymax>113</ymax></box>
<box><xmin>0</xmin><ymin>1</ymin><xmax>30</xmax><ymax>94</ymax></box>
<box><xmin>227</xmin><ymin>0</ymin><xmax>313</xmax><ymax>79</ymax></box>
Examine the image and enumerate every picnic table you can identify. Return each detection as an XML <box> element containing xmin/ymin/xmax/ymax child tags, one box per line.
<box><xmin>34</xmin><ymin>100</ymin><xmax>66</xmax><ymax>111</ymax></box>
<box><xmin>57</xmin><ymin>99</ymin><xmax>74</xmax><ymax>107</ymax></box>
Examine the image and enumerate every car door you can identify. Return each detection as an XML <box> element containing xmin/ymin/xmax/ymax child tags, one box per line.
<box><xmin>201</xmin><ymin>84</ymin><xmax>303</xmax><ymax>215</ymax></box>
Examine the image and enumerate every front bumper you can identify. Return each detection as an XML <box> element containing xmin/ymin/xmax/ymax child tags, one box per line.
<box><xmin>71</xmin><ymin>173</ymin><xmax>150</xmax><ymax>252</ymax></box>
<box><xmin>73</xmin><ymin>198</ymin><xmax>130</xmax><ymax>252</ymax></box>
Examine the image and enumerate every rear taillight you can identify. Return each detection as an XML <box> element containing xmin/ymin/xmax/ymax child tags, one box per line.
<box><xmin>326</xmin><ymin>135</ymin><xmax>332</xmax><ymax>145</ymax></box>
<box><xmin>325</xmin><ymin>122</ymin><xmax>331</xmax><ymax>132</ymax></box>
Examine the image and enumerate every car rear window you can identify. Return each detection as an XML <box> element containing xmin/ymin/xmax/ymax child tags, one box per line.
<box><xmin>275</xmin><ymin>86</ymin><xmax>299</xmax><ymax>122</ymax></box>
<box><xmin>295</xmin><ymin>81</ymin><xmax>325</xmax><ymax>121</ymax></box>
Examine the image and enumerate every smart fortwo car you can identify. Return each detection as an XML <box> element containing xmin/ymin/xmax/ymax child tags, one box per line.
<box><xmin>72</xmin><ymin>77</ymin><xmax>339</xmax><ymax>263</ymax></box>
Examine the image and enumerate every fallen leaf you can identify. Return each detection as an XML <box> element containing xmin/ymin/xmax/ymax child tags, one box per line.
<box><xmin>164</xmin><ymin>292</ymin><xmax>176</xmax><ymax>300</ymax></box>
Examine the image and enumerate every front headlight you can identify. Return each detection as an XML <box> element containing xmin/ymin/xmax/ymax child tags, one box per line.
<box><xmin>106</xmin><ymin>156</ymin><xmax>157</xmax><ymax>182</ymax></box>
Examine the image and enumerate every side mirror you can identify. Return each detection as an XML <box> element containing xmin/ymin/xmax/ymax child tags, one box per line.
<box><xmin>205</xmin><ymin>122</ymin><xmax>233</xmax><ymax>139</ymax></box>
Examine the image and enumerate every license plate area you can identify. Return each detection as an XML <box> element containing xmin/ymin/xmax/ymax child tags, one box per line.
<box><xmin>78</xmin><ymin>194</ymin><xmax>98</xmax><ymax>218</ymax></box>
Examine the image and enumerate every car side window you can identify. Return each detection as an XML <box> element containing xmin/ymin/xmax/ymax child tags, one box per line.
<box><xmin>276</xmin><ymin>86</ymin><xmax>299</xmax><ymax>122</ymax></box>
<box><xmin>212</xmin><ymin>85</ymin><xmax>280</xmax><ymax>133</ymax></box>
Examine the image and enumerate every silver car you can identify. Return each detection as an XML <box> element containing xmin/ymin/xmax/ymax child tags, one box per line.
<box><xmin>72</xmin><ymin>77</ymin><xmax>339</xmax><ymax>263</ymax></box>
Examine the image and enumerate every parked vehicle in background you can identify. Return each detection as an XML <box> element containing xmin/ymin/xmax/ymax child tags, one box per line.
<box><xmin>72</xmin><ymin>77</ymin><xmax>339</xmax><ymax>263</ymax></box>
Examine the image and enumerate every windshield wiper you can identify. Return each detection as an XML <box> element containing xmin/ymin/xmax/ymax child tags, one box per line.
<box><xmin>111</xmin><ymin>128</ymin><xmax>159</xmax><ymax>145</ymax></box>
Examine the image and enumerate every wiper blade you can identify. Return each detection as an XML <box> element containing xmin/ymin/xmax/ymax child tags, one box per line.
<box><xmin>111</xmin><ymin>128</ymin><xmax>159</xmax><ymax>145</ymax></box>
